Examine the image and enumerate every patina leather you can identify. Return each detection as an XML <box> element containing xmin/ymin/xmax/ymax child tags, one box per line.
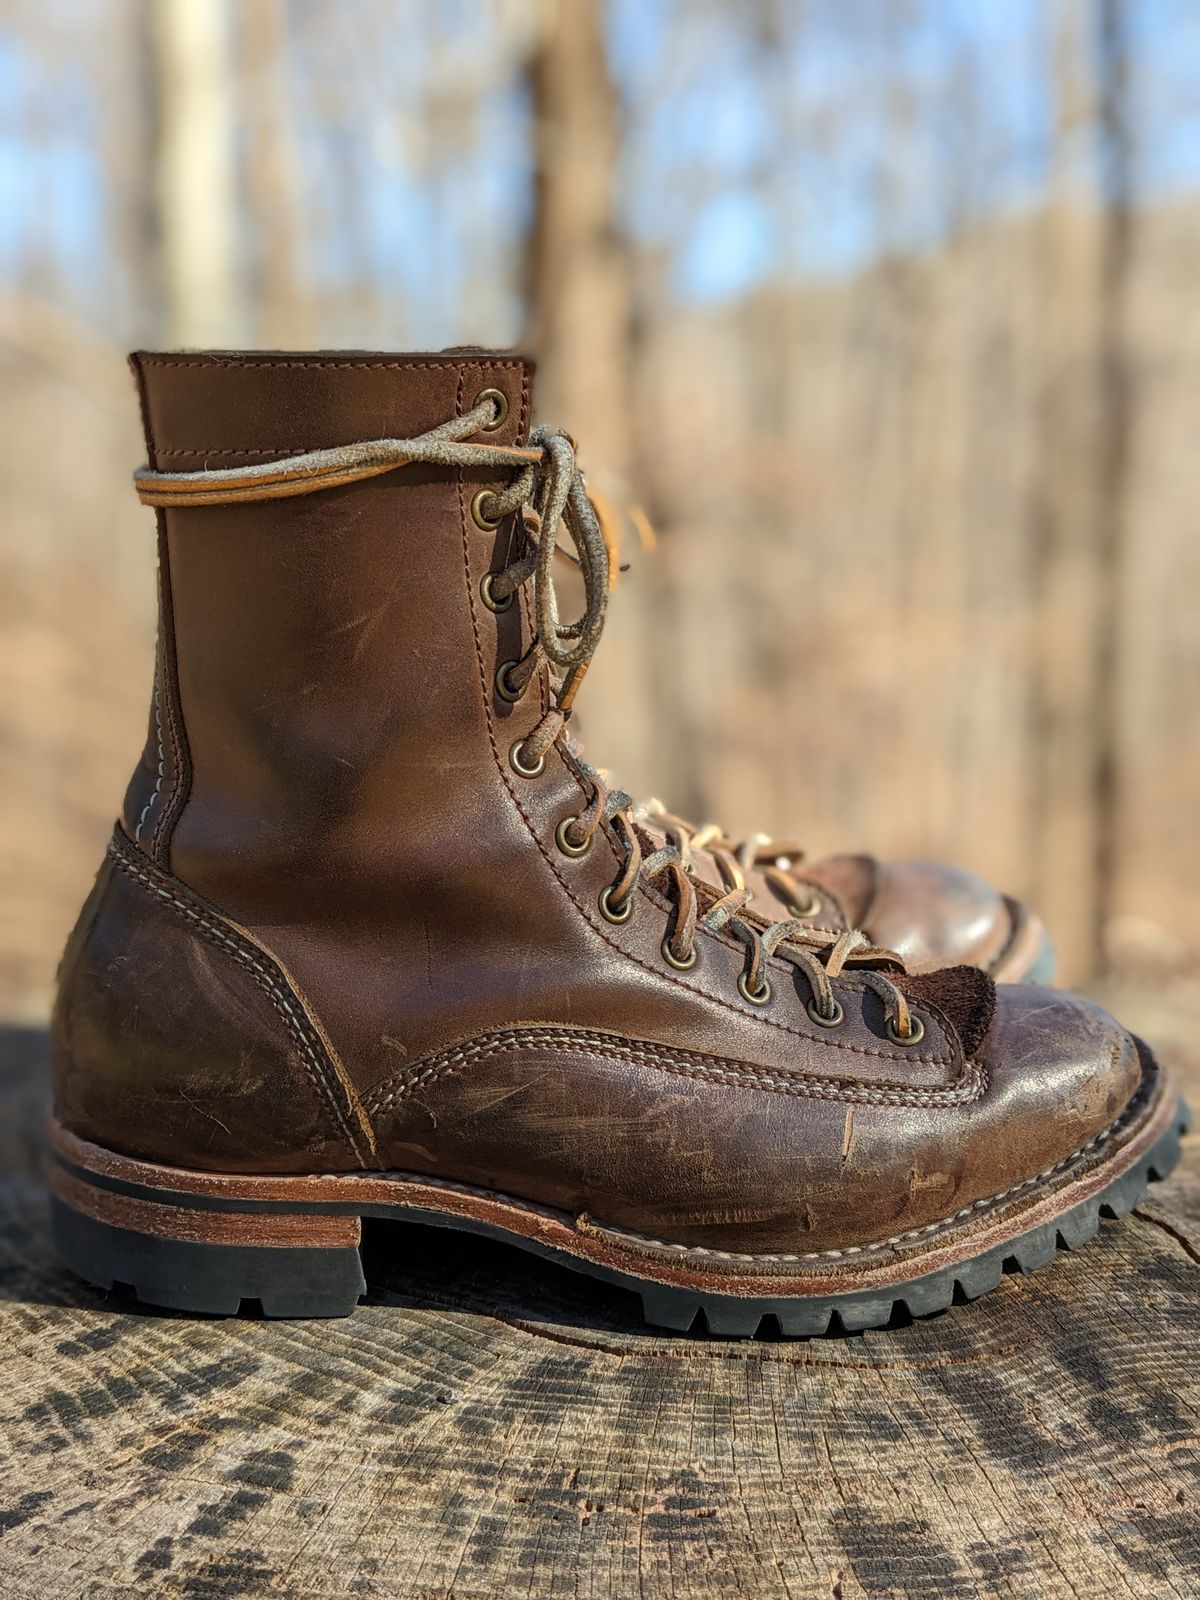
<box><xmin>626</xmin><ymin>806</ymin><xmax>1045</xmax><ymax>983</ymax></box>
<box><xmin>50</xmin><ymin>349</ymin><xmax>1146</xmax><ymax>1258</ymax></box>
<box><xmin>789</xmin><ymin>855</ymin><xmax>1038</xmax><ymax>979</ymax></box>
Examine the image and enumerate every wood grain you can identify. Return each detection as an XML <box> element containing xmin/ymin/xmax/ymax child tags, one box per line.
<box><xmin>1</xmin><ymin>1007</ymin><xmax>1197</xmax><ymax>1599</ymax></box>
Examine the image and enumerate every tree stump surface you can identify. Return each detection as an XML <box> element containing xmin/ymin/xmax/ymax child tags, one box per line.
<box><xmin>1</xmin><ymin>990</ymin><xmax>1197</xmax><ymax>1600</ymax></box>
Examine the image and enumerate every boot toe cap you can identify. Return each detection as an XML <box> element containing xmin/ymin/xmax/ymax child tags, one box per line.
<box><xmin>808</xmin><ymin>855</ymin><xmax>1049</xmax><ymax>982</ymax></box>
<box><xmin>812</xmin><ymin>986</ymin><xmax>1153</xmax><ymax>1260</ymax></box>
<box><xmin>975</xmin><ymin>984</ymin><xmax>1147</xmax><ymax>1180</ymax></box>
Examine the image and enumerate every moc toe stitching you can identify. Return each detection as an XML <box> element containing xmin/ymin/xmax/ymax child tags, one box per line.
<box><xmin>363</xmin><ymin>1026</ymin><xmax>986</xmax><ymax>1119</ymax></box>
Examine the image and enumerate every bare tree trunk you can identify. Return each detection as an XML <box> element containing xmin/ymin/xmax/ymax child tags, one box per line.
<box><xmin>152</xmin><ymin>0</ymin><xmax>240</xmax><ymax>347</ymax></box>
<box><xmin>523</xmin><ymin>0</ymin><xmax>660</xmax><ymax>795</ymax></box>
<box><xmin>1028</xmin><ymin>0</ymin><xmax>1110</xmax><ymax>981</ymax></box>
<box><xmin>524</xmin><ymin>0</ymin><xmax>632</xmax><ymax>480</ymax></box>
<box><xmin>1092</xmin><ymin>0</ymin><xmax>1134</xmax><ymax>965</ymax></box>
<box><xmin>95</xmin><ymin>0</ymin><xmax>162</xmax><ymax>349</ymax></box>
<box><xmin>240</xmin><ymin>0</ymin><xmax>313</xmax><ymax>348</ymax></box>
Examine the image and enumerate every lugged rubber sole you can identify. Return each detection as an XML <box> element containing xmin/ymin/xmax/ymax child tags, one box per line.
<box><xmin>47</xmin><ymin>1074</ymin><xmax>1186</xmax><ymax>1338</ymax></box>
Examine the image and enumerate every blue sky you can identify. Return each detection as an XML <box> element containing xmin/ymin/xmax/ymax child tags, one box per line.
<box><xmin>611</xmin><ymin>0</ymin><xmax>1200</xmax><ymax>297</ymax></box>
<box><xmin>1</xmin><ymin>0</ymin><xmax>1199</xmax><ymax>344</ymax></box>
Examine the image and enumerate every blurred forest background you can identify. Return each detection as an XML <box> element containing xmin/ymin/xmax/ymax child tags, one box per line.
<box><xmin>2</xmin><ymin>0</ymin><xmax>1199</xmax><ymax>1017</ymax></box>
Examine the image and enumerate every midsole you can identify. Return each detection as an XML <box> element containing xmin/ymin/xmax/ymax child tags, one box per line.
<box><xmin>46</xmin><ymin>1061</ymin><xmax>1176</xmax><ymax>1299</ymax></box>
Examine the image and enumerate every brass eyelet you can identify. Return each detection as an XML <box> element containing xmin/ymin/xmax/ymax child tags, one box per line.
<box><xmin>806</xmin><ymin>996</ymin><xmax>845</xmax><ymax>1029</ymax></box>
<box><xmin>471</xmin><ymin>489</ymin><xmax>503</xmax><ymax>530</ymax></box>
<box><xmin>495</xmin><ymin>660</ymin><xmax>526</xmax><ymax>703</ymax></box>
<box><xmin>509</xmin><ymin>739</ymin><xmax>545</xmax><ymax>779</ymax></box>
<box><xmin>737</xmin><ymin>971</ymin><xmax>772</xmax><ymax>1006</ymax></box>
<box><xmin>599</xmin><ymin>884</ymin><xmax>634</xmax><ymax>924</ymax></box>
<box><xmin>472</xmin><ymin>387</ymin><xmax>509</xmax><ymax>432</ymax></box>
<box><xmin>661</xmin><ymin>936</ymin><xmax>697</xmax><ymax>972</ymax></box>
<box><xmin>886</xmin><ymin>1015</ymin><xmax>925</xmax><ymax>1047</ymax></box>
<box><xmin>555</xmin><ymin>816</ymin><xmax>592</xmax><ymax>858</ymax></box>
<box><xmin>480</xmin><ymin>573</ymin><xmax>513</xmax><ymax>612</ymax></box>
<box><xmin>789</xmin><ymin>890</ymin><xmax>822</xmax><ymax>919</ymax></box>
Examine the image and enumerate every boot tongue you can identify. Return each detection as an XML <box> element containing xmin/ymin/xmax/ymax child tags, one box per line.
<box><xmin>785</xmin><ymin>853</ymin><xmax>877</xmax><ymax>924</ymax></box>
<box><xmin>897</xmin><ymin>965</ymin><xmax>996</xmax><ymax>1059</ymax></box>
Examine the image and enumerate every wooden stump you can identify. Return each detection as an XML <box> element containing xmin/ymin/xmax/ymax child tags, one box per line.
<box><xmin>1</xmin><ymin>1001</ymin><xmax>1197</xmax><ymax>1600</ymax></box>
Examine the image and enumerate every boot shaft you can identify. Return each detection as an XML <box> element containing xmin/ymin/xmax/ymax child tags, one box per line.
<box><xmin>126</xmin><ymin>351</ymin><xmax>537</xmax><ymax>922</ymax></box>
<box><xmin>57</xmin><ymin>345</ymin><xmax>995</xmax><ymax>1204</ymax></box>
<box><xmin>109</xmin><ymin>349</ymin><xmax>976</xmax><ymax>1093</ymax></box>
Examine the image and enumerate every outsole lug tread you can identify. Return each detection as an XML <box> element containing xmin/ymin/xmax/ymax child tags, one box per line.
<box><xmin>699</xmin><ymin>1303</ymin><xmax>758</xmax><ymax>1337</ymax></box>
<box><xmin>140</xmin><ymin>1287</ymin><xmax>240</xmax><ymax>1317</ymax></box>
<box><xmin>640</xmin><ymin>1288</ymin><xmax>702</xmax><ymax>1333</ymax></box>
<box><xmin>1011</xmin><ymin>1226</ymin><xmax>1058</xmax><ymax>1273</ymax></box>
<box><xmin>837</xmin><ymin>1296</ymin><xmax>897</xmax><ymax>1333</ymax></box>
<box><xmin>900</xmin><ymin>1280</ymin><xmax>951</xmax><ymax>1317</ymax></box>
<box><xmin>1056</xmin><ymin>1202</ymin><xmax>1100</xmax><ymax>1250</ymax></box>
<box><xmin>52</xmin><ymin>1094</ymin><xmax>1188</xmax><ymax>1339</ymax></box>
<box><xmin>777</xmin><ymin>1307</ymin><xmax>832</xmax><ymax>1338</ymax></box>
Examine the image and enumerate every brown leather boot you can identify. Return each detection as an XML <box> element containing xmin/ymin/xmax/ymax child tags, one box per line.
<box><xmin>631</xmin><ymin>807</ymin><xmax>1054</xmax><ymax>985</ymax></box>
<box><xmin>49</xmin><ymin>351</ymin><xmax>1184</xmax><ymax>1336</ymax></box>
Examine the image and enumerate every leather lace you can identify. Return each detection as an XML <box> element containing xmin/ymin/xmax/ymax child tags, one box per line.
<box><xmin>135</xmin><ymin>393</ymin><xmax>918</xmax><ymax>1042</ymax></box>
<box><xmin>635</xmin><ymin>801</ymin><xmax>825</xmax><ymax>921</ymax></box>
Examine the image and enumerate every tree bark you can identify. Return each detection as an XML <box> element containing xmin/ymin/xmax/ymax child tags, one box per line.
<box><xmin>524</xmin><ymin>0</ymin><xmax>633</xmax><ymax>479</ymax></box>
<box><xmin>0</xmin><ymin>1012</ymin><xmax>1196</xmax><ymax>1596</ymax></box>
<box><xmin>151</xmin><ymin>0</ymin><xmax>241</xmax><ymax>348</ymax></box>
<box><xmin>1029</xmin><ymin>0</ymin><xmax>1125</xmax><ymax>981</ymax></box>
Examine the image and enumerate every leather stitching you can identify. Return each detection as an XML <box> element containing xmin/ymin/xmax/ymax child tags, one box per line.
<box><xmin>106</xmin><ymin>833</ymin><xmax>372</xmax><ymax>1166</ymax></box>
<box><xmin>145</xmin><ymin>357</ymin><xmax>527</xmax><ymax>457</ymax></box>
<box><xmin>364</xmin><ymin>1026</ymin><xmax>987</xmax><ymax>1118</ymax></box>
<box><xmin>138</xmin><ymin>357</ymin><xmax>528</xmax><ymax>370</ymax></box>
<box><xmin>580</xmin><ymin>1050</ymin><xmax>1153</xmax><ymax>1264</ymax></box>
<box><xmin>153</xmin><ymin>641</ymin><xmax>187</xmax><ymax>857</ymax></box>
<box><xmin>147</xmin><ymin>524</ymin><xmax>190</xmax><ymax>864</ymax></box>
<box><xmin>134</xmin><ymin>662</ymin><xmax>165</xmax><ymax>843</ymax></box>
<box><xmin>92</xmin><ymin>1054</ymin><xmax>1153</xmax><ymax>1273</ymax></box>
<box><xmin>155</xmin><ymin>446</ymin><xmax>318</xmax><ymax>458</ymax></box>
<box><xmin>465</xmin><ymin>515</ymin><xmax>956</xmax><ymax>1065</ymax></box>
<box><xmin>148</xmin><ymin>548</ymin><xmax>174</xmax><ymax>857</ymax></box>
<box><xmin>132</xmin><ymin>356</ymin><xmax>193</xmax><ymax>867</ymax></box>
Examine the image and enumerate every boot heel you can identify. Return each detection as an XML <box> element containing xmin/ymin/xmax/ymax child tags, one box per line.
<box><xmin>50</xmin><ymin>1192</ymin><xmax>366</xmax><ymax>1319</ymax></box>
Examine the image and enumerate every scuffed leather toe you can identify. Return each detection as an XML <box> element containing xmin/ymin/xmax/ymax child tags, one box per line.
<box><xmin>865</xmin><ymin>859</ymin><xmax>1013</xmax><ymax>974</ymax></box>
<box><xmin>783</xmin><ymin>983</ymin><xmax>1149</xmax><ymax>1259</ymax></box>
<box><xmin>970</xmin><ymin>984</ymin><xmax>1146</xmax><ymax>1186</ymax></box>
<box><xmin>803</xmin><ymin>855</ymin><xmax>1022</xmax><ymax>977</ymax></box>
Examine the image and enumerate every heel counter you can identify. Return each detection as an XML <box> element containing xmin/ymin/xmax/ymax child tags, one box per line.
<box><xmin>52</xmin><ymin>854</ymin><xmax>113</xmax><ymax>1112</ymax></box>
<box><xmin>52</xmin><ymin>828</ymin><xmax>374</xmax><ymax>1174</ymax></box>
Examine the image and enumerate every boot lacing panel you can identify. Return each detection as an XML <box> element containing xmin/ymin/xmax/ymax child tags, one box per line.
<box><xmin>135</xmin><ymin>394</ymin><xmax>919</xmax><ymax>1044</ymax></box>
